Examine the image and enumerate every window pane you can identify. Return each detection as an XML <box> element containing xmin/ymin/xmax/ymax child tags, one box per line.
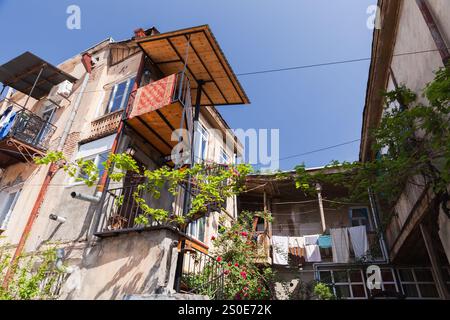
<box><xmin>351</xmin><ymin>285</ymin><xmax>366</xmax><ymax>298</ymax></box>
<box><xmin>110</xmin><ymin>82</ymin><xmax>127</xmax><ymax>113</ymax></box>
<box><xmin>97</xmin><ymin>152</ymin><xmax>109</xmax><ymax>177</ymax></box>
<box><xmin>319</xmin><ymin>271</ymin><xmax>332</xmax><ymax>284</ymax></box>
<box><xmin>349</xmin><ymin>270</ymin><xmax>363</xmax><ymax>282</ymax></box>
<box><xmin>381</xmin><ymin>269</ymin><xmax>394</xmax><ymax>282</ymax></box>
<box><xmin>398</xmin><ymin>269</ymin><xmax>414</xmax><ymax>282</ymax></box>
<box><xmin>402</xmin><ymin>284</ymin><xmax>419</xmax><ymax>297</ymax></box>
<box><xmin>418</xmin><ymin>284</ymin><xmax>439</xmax><ymax>298</ymax></box>
<box><xmin>383</xmin><ymin>284</ymin><xmax>398</xmax><ymax>294</ymax></box>
<box><xmin>414</xmin><ymin>269</ymin><xmax>433</xmax><ymax>282</ymax></box>
<box><xmin>333</xmin><ymin>271</ymin><xmax>348</xmax><ymax>283</ymax></box>
<box><xmin>335</xmin><ymin>285</ymin><xmax>350</xmax><ymax>298</ymax></box>
<box><xmin>123</xmin><ymin>77</ymin><xmax>136</xmax><ymax>109</ymax></box>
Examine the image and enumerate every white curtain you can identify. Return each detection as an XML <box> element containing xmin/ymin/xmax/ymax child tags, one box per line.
<box><xmin>348</xmin><ymin>226</ymin><xmax>369</xmax><ymax>260</ymax></box>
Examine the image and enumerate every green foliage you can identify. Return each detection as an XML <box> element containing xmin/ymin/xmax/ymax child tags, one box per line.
<box><xmin>209</xmin><ymin>211</ymin><xmax>274</xmax><ymax>300</ymax></box>
<box><xmin>313</xmin><ymin>282</ymin><xmax>335</xmax><ymax>300</ymax></box>
<box><xmin>0</xmin><ymin>247</ymin><xmax>62</xmax><ymax>300</ymax></box>
<box><xmin>35</xmin><ymin>150</ymin><xmax>254</xmax><ymax>227</ymax></box>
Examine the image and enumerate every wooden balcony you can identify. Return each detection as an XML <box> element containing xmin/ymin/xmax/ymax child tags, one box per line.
<box><xmin>82</xmin><ymin>110</ymin><xmax>122</xmax><ymax>143</ymax></box>
<box><xmin>0</xmin><ymin>108</ymin><xmax>56</xmax><ymax>168</ymax></box>
<box><xmin>126</xmin><ymin>73</ymin><xmax>192</xmax><ymax>157</ymax></box>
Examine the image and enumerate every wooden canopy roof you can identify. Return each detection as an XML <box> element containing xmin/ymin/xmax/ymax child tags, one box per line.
<box><xmin>0</xmin><ymin>52</ymin><xmax>77</xmax><ymax>100</ymax></box>
<box><xmin>137</xmin><ymin>25</ymin><xmax>250</xmax><ymax>107</ymax></box>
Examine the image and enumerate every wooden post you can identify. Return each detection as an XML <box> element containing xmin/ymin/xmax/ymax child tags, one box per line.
<box><xmin>419</xmin><ymin>223</ymin><xmax>450</xmax><ymax>299</ymax></box>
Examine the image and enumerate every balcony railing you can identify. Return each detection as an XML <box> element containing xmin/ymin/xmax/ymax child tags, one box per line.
<box><xmin>8</xmin><ymin>109</ymin><xmax>56</xmax><ymax>151</ymax></box>
<box><xmin>95</xmin><ymin>184</ymin><xmax>179</xmax><ymax>236</ymax></box>
<box><xmin>176</xmin><ymin>246</ymin><xmax>224</xmax><ymax>299</ymax></box>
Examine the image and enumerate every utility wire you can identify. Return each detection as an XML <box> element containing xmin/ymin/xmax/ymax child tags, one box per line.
<box><xmin>278</xmin><ymin>139</ymin><xmax>361</xmax><ymax>162</ymax></box>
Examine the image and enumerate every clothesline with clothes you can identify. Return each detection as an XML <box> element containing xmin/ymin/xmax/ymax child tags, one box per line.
<box><xmin>271</xmin><ymin>225</ymin><xmax>370</xmax><ymax>266</ymax></box>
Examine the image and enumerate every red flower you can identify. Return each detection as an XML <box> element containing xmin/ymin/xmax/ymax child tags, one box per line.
<box><xmin>211</xmin><ymin>235</ymin><xmax>216</xmax><ymax>241</ymax></box>
<box><xmin>244</xmin><ymin>292</ymin><xmax>249</xmax><ymax>297</ymax></box>
<box><xmin>243</xmin><ymin>286</ymin><xmax>249</xmax><ymax>291</ymax></box>
<box><xmin>235</xmin><ymin>263</ymin><xmax>239</xmax><ymax>267</ymax></box>
<box><xmin>235</xmin><ymin>293</ymin><xmax>242</xmax><ymax>300</ymax></box>
<box><xmin>257</xmin><ymin>287</ymin><xmax>262</xmax><ymax>293</ymax></box>
<box><xmin>228</xmin><ymin>262</ymin><xmax>232</xmax><ymax>267</ymax></box>
<box><xmin>224</xmin><ymin>269</ymin><xmax>230</xmax><ymax>275</ymax></box>
<box><xmin>240</xmin><ymin>271</ymin><xmax>247</xmax><ymax>279</ymax></box>
<box><xmin>217</xmin><ymin>256</ymin><xmax>222</xmax><ymax>262</ymax></box>
<box><xmin>241</xmin><ymin>231</ymin><xmax>248</xmax><ymax>237</ymax></box>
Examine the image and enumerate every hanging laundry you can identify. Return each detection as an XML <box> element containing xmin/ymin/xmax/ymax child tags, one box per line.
<box><xmin>0</xmin><ymin>111</ymin><xmax>16</xmax><ymax>140</ymax></box>
<box><xmin>304</xmin><ymin>234</ymin><xmax>320</xmax><ymax>246</ymax></box>
<box><xmin>330</xmin><ymin>228</ymin><xmax>350</xmax><ymax>263</ymax></box>
<box><xmin>0</xmin><ymin>106</ymin><xmax>13</xmax><ymax>130</ymax></box>
<box><xmin>272</xmin><ymin>236</ymin><xmax>289</xmax><ymax>265</ymax></box>
<box><xmin>348</xmin><ymin>225</ymin><xmax>369</xmax><ymax>261</ymax></box>
<box><xmin>288</xmin><ymin>236</ymin><xmax>305</xmax><ymax>248</ymax></box>
<box><xmin>305</xmin><ymin>244</ymin><xmax>321</xmax><ymax>262</ymax></box>
<box><xmin>318</xmin><ymin>235</ymin><xmax>332</xmax><ymax>248</ymax></box>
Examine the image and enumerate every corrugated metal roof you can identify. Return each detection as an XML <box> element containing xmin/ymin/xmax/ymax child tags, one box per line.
<box><xmin>0</xmin><ymin>52</ymin><xmax>77</xmax><ymax>100</ymax></box>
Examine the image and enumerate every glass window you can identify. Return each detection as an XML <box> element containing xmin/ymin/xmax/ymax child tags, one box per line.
<box><xmin>219</xmin><ymin>147</ymin><xmax>230</xmax><ymax>164</ymax></box>
<box><xmin>106</xmin><ymin>77</ymin><xmax>135</xmax><ymax>114</ymax></box>
<box><xmin>187</xmin><ymin>216</ymin><xmax>207</xmax><ymax>243</ymax></box>
<box><xmin>0</xmin><ymin>189</ymin><xmax>22</xmax><ymax>229</ymax></box>
<box><xmin>194</xmin><ymin>124</ymin><xmax>209</xmax><ymax>163</ymax></box>
<box><xmin>77</xmin><ymin>151</ymin><xmax>110</xmax><ymax>181</ymax></box>
<box><xmin>350</xmin><ymin>208</ymin><xmax>371</xmax><ymax>230</ymax></box>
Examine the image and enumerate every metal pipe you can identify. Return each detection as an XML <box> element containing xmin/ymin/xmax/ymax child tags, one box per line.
<box><xmin>24</xmin><ymin>65</ymin><xmax>45</xmax><ymax>108</ymax></box>
<box><xmin>70</xmin><ymin>191</ymin><xmax>101</xmax><ymax>203</ymax></box>
<box><xmin>315</xmin><ymin>183</ymin><xmax>327</xmax><ymax>233</ymax></box>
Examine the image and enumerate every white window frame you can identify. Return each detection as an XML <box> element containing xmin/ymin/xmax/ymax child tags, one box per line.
<box><xmin>194</xmin><ymin>123</ymin><xmax>209</xmax><ymax>163</ymax></box>
<box><xmin>105</xmin><ymin>76</ymin><xmax>136</xmax><ymax>115</ymax></box>
<box><xmin>0</xmin><ymin>184</ymin><xmax>23</xmax><ymax>230</ymax></box>
<box><xmin>218</xmin><ymin>146</ymin><xmax>230</xmax><ymax>164</ymax></box>
<box><xmin>187</xmin><ymin>215</ymin><xmax>207</xmax><ymax>243</ymax></box>
<box><xmin>397</xmin><ymin>267</ymin><xmax>440</xmax><ymax>300</ymax></box>
<box><xmin>69</xmin><ymin>135</ymin><xmax>115</xmax><ymax>186</ymax></box>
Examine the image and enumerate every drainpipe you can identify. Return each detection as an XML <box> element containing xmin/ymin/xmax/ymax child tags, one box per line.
<box><xmin>315</xmin><ymin>183</ymin><xmax>327</xmax><ymax>233</ymax></box>
<box><xmin>2</xmin><ymin>53</ymin><xmax>92</xmax><ymax>287</ymax></box>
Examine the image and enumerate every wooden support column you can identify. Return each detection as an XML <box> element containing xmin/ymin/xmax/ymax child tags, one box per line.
<box><xmin>419</xmin><ymin>223</ymin><xmax>450</xmax><ymax>300</ymax></box>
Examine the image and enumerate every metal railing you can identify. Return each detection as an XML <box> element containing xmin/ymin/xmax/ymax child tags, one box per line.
<box><xmin>177</xmin><ymin>247</ymin><xmax>225</xmax><ymax>299</ymax></box>
<box><xmin>8</xmin><ymin>109</ymin><xmax>56</xmax><ymax>150</ymax></box>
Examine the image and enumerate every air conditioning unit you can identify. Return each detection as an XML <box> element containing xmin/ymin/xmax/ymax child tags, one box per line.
<box><xmin>48</xmin><ymin>80</ymin><xmax>73</xmax><ymax>104</ymax></box>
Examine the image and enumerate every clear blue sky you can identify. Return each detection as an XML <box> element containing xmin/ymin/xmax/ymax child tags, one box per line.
<box><xmin>0</xmin><ymin>0</ymin><xmax>376</xmax><ymax>170</ymax></box>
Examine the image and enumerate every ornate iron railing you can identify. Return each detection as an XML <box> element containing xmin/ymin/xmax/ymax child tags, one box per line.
<box><xmin>9</xmin><ymin>109</ymin><xmax>56</xmax><ymax>150</ymax></box>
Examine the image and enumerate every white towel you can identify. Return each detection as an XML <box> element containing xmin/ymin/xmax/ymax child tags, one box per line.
<box><xmin>272</xmin><ymin>236</ymin><xmax>289</xmax><ymax>265</ymax></box>
<box><xmin>304</xmin><ymin>234</ymin><xmax>320</xmax><ymax>246</ymax></box>
<box><xmin>348</xmin><ymin>226</ymin><xmax>369</xmax><ymax>260</ymax></box>
<box><xmin>330</xmin><ymin>228</ymin><xmax>350</xmax><ymax>263</ymax></box>
<box><xmin>288</xmin><ymin>236</ymin><xmax>305</xmax><ymax>248</ymax></box>
<box><xmin>305</xmin><ymin>245</ymin><xmax>321</xmax><ymax>262</ymax></box>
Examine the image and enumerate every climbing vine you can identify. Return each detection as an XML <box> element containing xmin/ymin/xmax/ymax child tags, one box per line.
<box><xmin>35</xmin><ymin>152</ymin><xmax>253</xmax><ymax>227</ymax></box>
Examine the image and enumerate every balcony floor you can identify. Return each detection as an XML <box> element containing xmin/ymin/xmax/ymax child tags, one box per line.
<box><xmin>0</xmin><ymin>137</ymin><xmax>45</xmax><ymax>168</ymax></box>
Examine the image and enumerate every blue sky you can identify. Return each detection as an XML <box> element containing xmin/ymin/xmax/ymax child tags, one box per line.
<box><xmin>0</xmin><ymin>0</ymin><xmax>376</xmax><ymax>170</ymax></box>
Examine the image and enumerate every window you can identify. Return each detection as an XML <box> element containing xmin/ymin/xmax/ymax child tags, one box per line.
<box><xmin>350</xmin><ymin>207</ymin><xmax>372</xmax><ymax>230</ymax></box>
<box><xmin>318</xmin><ymin>268</ymin><xmax>399</xmax><ymax>300</ymax></box>
<box><xmin>194</xmin><ymin>124</ymin><xmax>209</xmax><ymax>163</ymax></box>
<box><xmin>73</xmin><ymin>135</ymin><xmax>115</xmax><ymax>184</ymax></box>
<box><xmin>187</xmin><ymin>216</ymin><xmax>206</xmax><ymax>243</ymax></box>
<box><xmin>77</xmin><ymin>151</ymin><xmax>109</xmax><ymax>180</ymax></box>
<box><xmin>397</xmin><ymin>268</ymin><xmax>439</xmax><ymax>299</ymax></box>
<box><xmin>0</xmin><ymin>187</ymin><xmax>22</xmax><ymax>230</ymax></box>
<box><xmin>105</xmin><ymin>77</ymin><xmax>135</xmax><ymax>114</ymax></box>
<box><xmin>218</xmin><ymin>147</ymin><xmax>230</xmax><ymax>164</ymax></box>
